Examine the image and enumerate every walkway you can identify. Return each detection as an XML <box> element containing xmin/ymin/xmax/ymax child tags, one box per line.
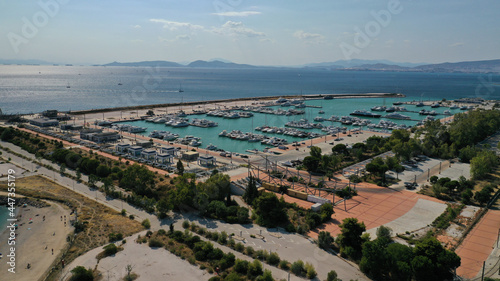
<box><xmin>309</xmin><ymin>182</ymin><xmax>445</xmax><ymax>239</ymax></box>
<box><xmin>456</xmin><ymin>210</ymin><xmax>500</xmax><ymax>279</ymax></box>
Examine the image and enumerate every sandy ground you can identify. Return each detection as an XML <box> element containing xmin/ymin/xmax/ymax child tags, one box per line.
<box><xmin>0</xmin><ymin>196</ymin><xmax>72</xmax><ymax>281</ymax></box>
<box><xmin>61</xmin><ymin>231</ymin><xmax>211</xmax><ymax>281</ymax></box>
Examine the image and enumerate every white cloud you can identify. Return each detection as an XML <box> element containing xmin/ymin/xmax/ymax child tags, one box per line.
<box><xmin>131</xmin><ymin>25</ymin><xmax>141</xmax><ymax>29</ymax></box>
<box><xmin>176</xmin><ymin>35</ymin><xmax>191</xmax><ymax>40</ymax></box>
<box><xmin>449</xmin><ymin>42</ymin><xmax>464</xmax><ymax>47</ymax></box>
<box><xmin>212</xmin><ymin>11</ymin><xmax>261</xmax><ymax>17</ymax></box>
<box><xmin>214</xmin><ymin>21</ymin><xmax>266</xmax><ymax>37</ymax></box>
<box><xmin>150</xmin><ymin>19</ymin><xmax>205</xmax><ymax>31</ymax></box>
<box><xmin>385</xmin><ymin>39</ymin><xmax>395</xmax><ymax>47</ymax></box>
<box><xmin>294</xmin><ymin>30</ymin><xmax>325</xmax><ymax>43</ymax></box>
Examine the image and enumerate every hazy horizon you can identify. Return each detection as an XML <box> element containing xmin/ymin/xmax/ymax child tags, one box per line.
<box><xmin>1</xmin><ymin>1</ymin><xmax>500</xmax><ymax>66</ymax></box>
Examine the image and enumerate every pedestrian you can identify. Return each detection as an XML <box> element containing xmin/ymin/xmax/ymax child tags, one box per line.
<box><xmin>51</xmin><ymin>249</ymin><xmax>53</xmax><ymax>255</ymax></box>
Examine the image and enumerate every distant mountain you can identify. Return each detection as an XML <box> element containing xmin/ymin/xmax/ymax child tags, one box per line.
<box><xmin>102</xmin><ymin>61</ymin><xmax>183</xmax><ymax>67</ymax></box>
<box><xmin>414</xmin><ymin>59</ymin><xmax>500</xmax><ymax>73</ymax></box>
<box><xmin>187</xmin><ymin>60</ymin><xmax>257</xmax><ymax>69</ymax></box>
<box><xmin>349</xmin><ymin>63</ymin><xmax>410</xmax><ymax>71</ymax></box>
<box><xmin>97</xmin><ymin>58</ymin><xmax>500</xmax><ymax>73</ymax></box>
<box><xmin>0</xmin><ymin>58</ymin><xmax>54</xmax><ymax>65</ymax></box>
<box><xmin>304</xmin><ymin>59</ymin><xmax>425</xmax><ymax>68</ymax></box>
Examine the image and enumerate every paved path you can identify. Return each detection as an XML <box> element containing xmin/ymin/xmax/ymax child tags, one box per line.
<box><xmin>309</xmin><ymin>182</ymin><xmax>445</xmax><ymax>239</ymax></box>
<box><xmin>0</xmin><ymin>140</ymin><xmax>369</xmax><ymax>281</ymax></box>
<box><xmin>456</xmin><ymin>210</ymin><xmax>500</xmax><ymax>279</ymax></box>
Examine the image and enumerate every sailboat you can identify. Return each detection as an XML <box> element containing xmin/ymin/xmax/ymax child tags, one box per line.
<box><xmin>66</xmin><ymin>82</ymin><xmax>70</xmax><ymax>89</ymax></box>
<box><xmin>178</xmin><ymin>83</ymin><xmax>184</xmax><ymax>93</ymax></box>
<box><xmin>118</xmin><ymin>79</ymin><xmax>123</xmax><ymax>86</ymax></box>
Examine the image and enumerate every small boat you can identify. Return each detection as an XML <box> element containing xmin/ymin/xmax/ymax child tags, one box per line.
<box><xmin>350</xmin><ymin>110</ymin><xmax>382</xmax><ymax>118</ymax></box>
<box><xmin>206</xmin><ymin>144</ymin><xmax>217</xmax><ymax>150</ymax></box>
<box><xmin>178</xmin><ymin>83</ymin><xmax>184</xmax><ymax>93</ymax></box>
<box><xmin>416</xmin><ymin>102</ymin><xmax>424</xmax><ymax>107</ymax></box>
<box><xmin>318</xmin><ymin>110</ymin><xmax>325</xmax><ymax>114</ymax></box>
<box><xmin>66</xmin><ymin>83</ymin><xmax>70</xmax><ymax>88</ymax></box>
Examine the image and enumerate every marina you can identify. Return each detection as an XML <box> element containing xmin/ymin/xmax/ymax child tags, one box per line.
<box><xmin>113</xmin><ymin>96</ymin><xmax>473</xmax><ymax>154</ymax></box>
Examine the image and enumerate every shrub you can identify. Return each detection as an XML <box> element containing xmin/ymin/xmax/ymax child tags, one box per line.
<box><xmin>255</xmin><ymin>250</ymin><xmax>269</xmax><ymax>261</ymax></box>
<box><xmin>182</xmin><ymin>220</ymin><xmax>190</xmax><ymax>229</ymax></box>
<box><xmin>248</xmin><ymin>259</ymin><xmax>263</xmax><ymax>277</ymax></box>
<box><xmin>326</xmin><ymin>270</ymin><xmax>339</xmax><ymax>281</ymax></box>
<box><xmin>234</xmin><ymin>259</ymin><xmax>249</xmax><ymax>274</ymax></box>
<box><xmin>218</xmin><ymin>253</ymin><xmax>236</xmax><ymax>271</ymax></box>
<box><xmin>218</xmin><ymin>231</ymin><xmax>228</xmax><ymax>245</ymax></box>
<box><xmin>291</xmin><ymin>260</ymin><xmax>305</xmax><ymax>276</ymax></box>
<box><xmin>108</xmin><ymin>232</ymin><xmax>123</xmax><ymax>242</ymax></box>
<box><xmin>148</xmin><ymin>238</ymin><xmax>164</xmax><ymax>248</ymax></box>
<box><xmin>305</xmin><ymin>262</ymin><xmax>317</xmax><ymax>279</ymax></box>
<box><xmin>279</xmin><ymin>260</ymin><xmax>290</xmax><ymax>270</ymax></box>
<box><xmin>102</xmin><ymin>243</ymin><xmax>118</xmax><ymax>257</ymax></box>
<box><xmin>267</xmin><ymin>252</ymin><xmax>280</xmax><ymax>266</ymax></box>
<box><xmin>70</xmin><ymin>266</ymin><xmax>94</xmax><ymax>281</ymax></box>
<box><xmin>245</xmin><ymin>246</ymin><xmax>255</xmax><ymax>256</ymax></box>
<box><xmin>142</xmin><ymin>219</ymin><xmax>151</xmax><ymax>229</ymax></box>
<box><xmin>158</xmin><ymin>229</ymin><xmax>167</xmax><ymax>236</ymax></box>
<box><xmin>235</xmin><ymin>242</ymin><xmax>245</xmax><ymax>252</ymax></box>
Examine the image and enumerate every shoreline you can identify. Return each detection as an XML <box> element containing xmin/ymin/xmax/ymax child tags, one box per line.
<box><xmin>0</xmin><ymin>192</ymin><xmax>72</xmax><ymax>279</ymax></box>
<box><xmin>69</xmin><ymin>92</ymin><xmax>404</xmax><ymax>115</ymax></box>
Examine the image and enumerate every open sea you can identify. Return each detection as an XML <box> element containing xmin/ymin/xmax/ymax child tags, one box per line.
<box><xmin>1</xmin><ymin>65</ymin><xmax>499</xmax><ymax>153</ymax></box>
<box><xmin>1</xmin><ymin>65</ymin><xmax>499</xmax><ymax>114</ymax></box>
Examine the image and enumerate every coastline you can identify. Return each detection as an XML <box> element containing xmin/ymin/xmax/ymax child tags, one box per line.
<box><xmin>69</xmin><ymin>92</ymin><xmax>404</xmax><ymax>115</ymax></box>
<box><xmin>0</xmin><ymin>193</ymin><xmax>72</xmax><ymax>279</ymax></box>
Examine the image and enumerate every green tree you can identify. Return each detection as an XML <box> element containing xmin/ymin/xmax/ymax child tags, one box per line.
<box><xmin>326</xmin><ymin>270</ymin><xmax>340</xmax><ymax>281</ymax></box>
<box><xmin>96</xmin><ymin>164</ymin><xmax>111</xmax><ymax>178</ymax></box>
<box><xmin>303</xmin><ymin>156</ymin><xmax>320</xmax><ymax>173</ymax></box>
<box><xmin>88</xmin><ymin>174</ymin><xmax>98</xmax><ymax>188</ymax></box>
<box><xmin>360</xmin><ymin>239</ymin><xmax>389</xmax><ymax>280</ymax></box>
<box><xmin>257</xmin><ymin>269</ymin><xmax>273</xmax><ymax>281</ymax></box>
<box><xmin>412</xmin><ymin>237</ymin><xmax>461</xmax><ymax>281</ymax></box>
<box><xmin>320</xmin><ymin>203</ymin><xmax>334</xmax><ymax>222</ymax></box>
<box><xmin>318</xmin><ymin>231</ymin><xmax>334</xmax><ymax>249</ymax></box>
<box><xmin>59</xmin><ymin>163</ymin><xmax>66</xmax><ymax>175</ymax></box>
<box><xmin>376</xmin><ymin>225</ymin><xmax>392</xmax><ymax>243</ymax></box>
<box><xmin>247</xmin><ymin>259</ymin><xmax>263</xmax><ymax>277</ymax></box>
<box><xmin>70</xmin><ymin>266</ymin><xmax>94</xmax><ymax>281</ymax></box>
<box><xmin>243</xmin><ymin>176</ymin><xmax>259</xmax><ymax>205</ymax></box>
<box><xmin>142</xmin><ymin>219</ymin><xmax>151</xmax><ymax>229</ymax></box>
<box><xmin>336</xmin><ymin>218</ymin><xmax>367</xmax><ymax>260</ymax></box>
<box><xmin>254</xmin><ymin>192</ymin><xmax>287</xmax><ymax>227</ymax></box>
<box><xmin>332</xmin><ymin>143</ymin><xmax>349</xmax><ymax>155</ymax></box>
<box><xmin>176</xmin><ymin>159</ymin><xmax>184</xmax><ymax>175</ymax></box>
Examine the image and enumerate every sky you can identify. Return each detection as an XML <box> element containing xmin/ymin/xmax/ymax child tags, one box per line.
<box><xmin>1</xmin><ymin>0</ymin><xmax>499</xmax><ymax>66</ymax></box>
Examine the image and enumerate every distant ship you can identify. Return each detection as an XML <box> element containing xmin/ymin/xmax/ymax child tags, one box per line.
<box><xmin>66</xmin><ymin>83</ymin><xmax>70</xmax><ymax>89</ymax></box>
<box><xmin>350</xmin><ymin>110</ymin><xmax>381</xmax><ymax>118</ymax></box>
<box><xmin>179</xmin><ymin>83</ymin><xmax>184</xmax><ymax>93</ymax></box>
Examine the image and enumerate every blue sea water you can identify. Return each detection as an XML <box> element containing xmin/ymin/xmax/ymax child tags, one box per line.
<box><xmin>0</xmin><ymin>205</ymin><xmax>9</xmax><ymax>237</ymax></box>
<box><xmin>119</xmin><ymin>97</ymin><xmax>460</xmax><ymax>154</ymax></box>
<box><xmin>0</xmin><ymin>65</ymin><xmax>499</xmax><ymax>114</ymax></box>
